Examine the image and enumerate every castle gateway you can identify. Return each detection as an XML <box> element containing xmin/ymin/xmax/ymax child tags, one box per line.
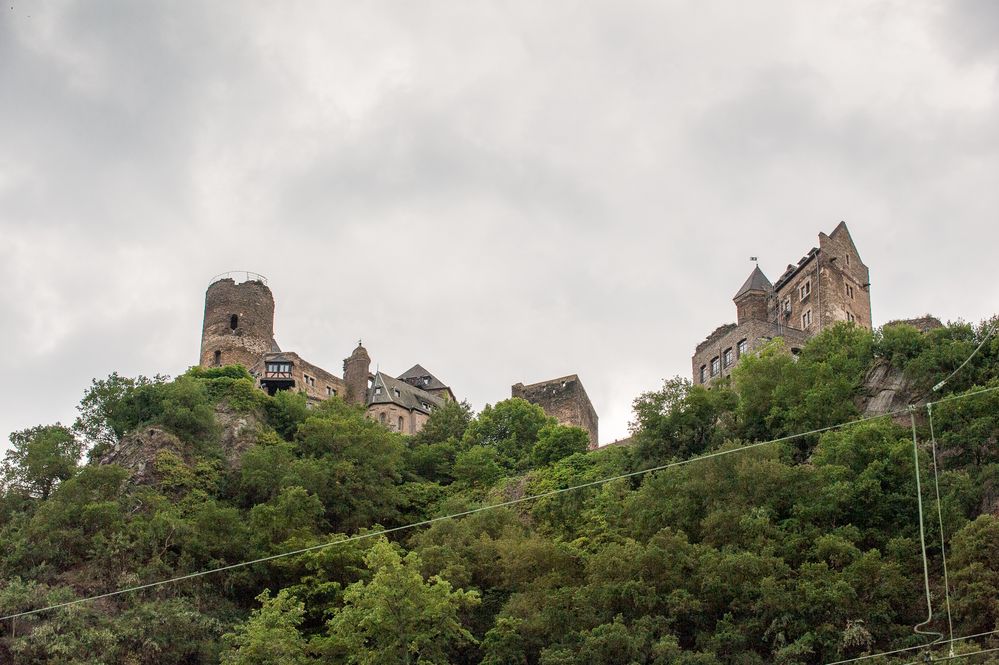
<box><xmin>692</xmin><ymin>222</ymin><xmax>872</xmax><ymax>384</ymax></box>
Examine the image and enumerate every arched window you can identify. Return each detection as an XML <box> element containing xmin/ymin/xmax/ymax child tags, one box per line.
<box><xmin>214</xmin><ymin>350</ymin><xmax>222</xmax><ymax>366</ymax></box>
<box><xmin>398</xmin><ymin>416</ymin><xmax>404</xmax><ymax>431</ymax></box>
<box><xmin>230</xmin><ymin>314</ymin><xmax>238</xmax><ymax>330</ymax></box>
<box><xmin>379</xmin><ymin>413</ymin><xmax>386</xmax><ymax>425</ymax></box>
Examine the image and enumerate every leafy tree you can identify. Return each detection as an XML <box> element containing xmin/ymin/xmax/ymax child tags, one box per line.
<box><xmin>631</xmin><ymin>377</ymin><xmax>737</xmax><ymax>465</ymax></box>
<box><xmin>221</xmin><ymin>589</ymin><xmax>312</xmax><ymax>665</ymax></box>
<box><xmin>3</xmin><ymin>425</ymin><xmax>82</xmax><ymax>499</ymax></box>
<box><xmin>462</xmin><ymin>398</ymin><xmax>554</xmax><ymax>470</ymax></box>
<box><xmin>74</xmin><ymin>372</ymin><xmax>164</xmax><ymax>459</ymax></box>
<box><xmin>452</xmin><ymin>445</ymin><xmax>503</xmax><ymax>488</ymax></box>
<box><xmin>531</xmin><ymin>424</ymin><xmax>589</xmax><ymax>467</ymax></box>
<box><xmin>321</xmin><ymin>539</ymin><xmax>480</xmax><ymax>664</ymax></box>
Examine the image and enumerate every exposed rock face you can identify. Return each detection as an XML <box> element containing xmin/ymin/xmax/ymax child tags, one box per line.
<box><xmin>214</xmin><ymin>402</ymin><xmax>263</xmax><ymax>467</ymax></box>
<box><xmin>99</xmin><ymin>402</ymin><xmax>264</xmax><ymax>484</ymax></box>
<box><xmin>98</xmin><ymin>427</ymin><xmax>186</xmax><ymax>485</ymax></box>
<box><xmin>858</xmin><ymin>359</ymin><xmax>923</xmax><ymax>419</ymax></box>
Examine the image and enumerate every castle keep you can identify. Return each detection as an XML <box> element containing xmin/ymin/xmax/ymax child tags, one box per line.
<box><xmin>199</xmin><ymin>272</ymin><xmax>597</xmax><ymax>441</ymax></box>
<box><xmin>692</xmin><ymin>222</ymin><xmax>872</xmax><ymax>384</ymax></box>
<box><xmin>512</xmin><ymin>375</ymin><xmax>599</xmax><ymax>450</ymax></box>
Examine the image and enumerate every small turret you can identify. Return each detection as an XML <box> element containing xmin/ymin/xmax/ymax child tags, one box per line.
<box><xmin>733</xmin><ymin>265</ymin><xmax>772</xmax><ymax>324</ymax></box>
<box><xmin>343</xmin><ymin>342</ymin><xmax>371</xmax><ymax>406</ymax></box>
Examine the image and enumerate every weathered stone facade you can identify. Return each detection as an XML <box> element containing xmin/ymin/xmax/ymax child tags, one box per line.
<box><xmin>200</xmin><ymin>276</ymin><xmax>279</xmax><ymax>371</ymax></box>
<box><xmin>256</xmin><ymin>351</ymin><xmax>347</xmax><ymax>405</ymax></box>
<box><xmin>198</xmin><ymin>273</ymin><xmax>448</xmax><ymax>434</ymax></box>
<box><xmin>692</xmin><ymin>222</ymin><xmax>873</xmax><ymax>385</ymax></box>
<box><xmin>512</xmin><ymin>375</ymin><xmax>599</xmax><ymax>449</ymax></box>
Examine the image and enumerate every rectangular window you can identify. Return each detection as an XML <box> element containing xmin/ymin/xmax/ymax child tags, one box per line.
<box><xmin>265</xmin><ymin>362</ymin><xmax>292</xmax><ymax>376</ymax></box>
<box><xmin>723</xmin><ymin>348</ymin><xmax>733</xmax><ymax>367</ymax></box>
<box><xmin>374</xmin><ymin>386</ymin><xmax>382</xmax><ymax>395</ymax></box>
<box><xmin>802</xmin><ymin>309</ymin><xmax>812</xmax><ymax>328</ymax></box>
<box><xmin>799</xmin><ymin>279</ymin><xmax>811</xmax><ymax>301</ymax></box>
<box><xmin>699</xmin><ymin>365</ymin><xmax>707</xmax><ymax>383</ymax></box>
<box><xmin>738</xmin><ymin>339</ymin><xmax>748</xmax><ymax>356</ymax></box>
<box><xmin>846</xmin><ymin>283</ymin><xmax>854</xmax><ymax>299</ymax></box>
<box><xmin>710</xmin><ymin>357</ymin><xmax>720</xmax><ymax>376</ymax></box>
<box><xmin>782</xmin><ymin>297</ymin><xmax>791</xmax><ymax>315</ymax></box>
<box><xmin>847</xmin><ymin>311</ymin><xmax>856</xmax><ymax>323</ymax></box>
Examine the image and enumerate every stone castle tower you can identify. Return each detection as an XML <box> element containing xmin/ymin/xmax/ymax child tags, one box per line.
<box><xmin>692</xmin><ymin>222</ymin><xmax>872</xmax><ymax>384</ymax></box>
<box><xmin>200</xmin><ymin>273</ymin><xmax>280</xmax><ymax>370</ymax></box>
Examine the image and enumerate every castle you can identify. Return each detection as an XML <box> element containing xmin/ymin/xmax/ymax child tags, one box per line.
<box><xmin>692</xmin><ymin>222</ymin><xmax>873</xmax><ymax>384</ymax></box>
<box><xmin>199</xmin><ymin>273</ymin><xmax>599</xmax><ymax>447</ymax></box>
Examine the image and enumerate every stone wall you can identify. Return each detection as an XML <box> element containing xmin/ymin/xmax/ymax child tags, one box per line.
<box><xmin>512</xmin><ymin>375</ymin><xmax>599</xmax><ymax>449</ymax></box>
<box><xmin>691</xmin><ymin>319</ymin><xmax>809</xmax><ymax>385</ymax></box>
<box><xmin>366</xmin><ymin>403</ymin><xmax>429</xmax><ymax>434</ymax></box>
<box><xmin>296</xmin><ymin>357</ymin><xmax>348</xmax><ymax>404</ymax></box>
<box><xmin>200</xmin><ymin>278</ymin><xmax>278</xmax><ymax>370</ymax></box>
<box><xmin>817</xmin><ymin>224</ymin><xmax>872</xmax><ymax>331</ymax></box>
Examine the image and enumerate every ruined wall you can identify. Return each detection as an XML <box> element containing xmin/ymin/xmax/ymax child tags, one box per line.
<box><xmin>200</xmin><ymin>278</ymin><xmax>278</xmax><ymax>370</ymax></box>
<box><xmin>512</xmin><ymin>375</ymin><xmax>599</xmax><ymax>449</ymax></box>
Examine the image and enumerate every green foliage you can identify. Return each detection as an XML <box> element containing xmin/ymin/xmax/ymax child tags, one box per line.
<box><xmin>221</xmin><ymin>589</ymin><xmax>312</xmax><ymax>665</ymax></box>
<box><xmin>74</xmin><ymin>372</ymin><xmax>165</xmax><ymax>458</ymax></box>
<box><xmin>531</xmin><ymin>424</ymin><xmax>590</xmax><ymax>467</ymax></box>
<box><xmin>265</xmin><ymin>390</ymin><xmax>310</xmax><ymax>441</ymax></box>
<box><xmin>462</xmin><ymin>398</ymin><xmax>555</xmax><ymax>470</ymax></box>
<box><xmin>1</xmin><ymin>315</ymin><xmax>996</xmax><ymax>664</ymax></box>
<box><xmin>3</xmin><ymin>424</ymin><xmax>82</xmax><ymax>500</ymax></box>
<box><xmin>320</xmin><ymin>539</ymin><xmax>480</xmax><ymax>664</ymax></box>
<box><xmin>632</xmin><ymin>377</ymin><xmax>737</xmax><ymax>465</ymax></box>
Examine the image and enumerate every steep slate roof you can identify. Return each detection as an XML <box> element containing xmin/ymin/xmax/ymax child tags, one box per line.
<box><xmin>367</xmin><ymin>372</ymin><xmax>443</xmax><ymax>415</ymax></box>
<box><xmin>397</xmin><ymin>364</ymin><xmax>449</xmax><ymax>392</ymax></box>
<box><xmin>773</xmin><ymin>247</ymin><xmax>819</xmax><ymax>292</ymax></box>
<box><xmin>733</xmin><ymin>265</ymin><xmax>772</xmax><ymax>299</ymax></box>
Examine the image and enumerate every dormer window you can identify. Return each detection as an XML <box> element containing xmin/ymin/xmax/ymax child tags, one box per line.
<box><xmin>423</xmin><ymin>377</ymin><xmax>430</xmax><ymax>385</ymax></box>
<box><xmin>394</xmin><ymin>389</ymin><xmax>400</xmax><ymax>397</ymax></box>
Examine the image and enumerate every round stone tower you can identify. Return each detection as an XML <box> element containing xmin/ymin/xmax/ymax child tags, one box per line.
<box><xmin>199</xmin><ymin>272</ymin><xmax>279</xmax><ymax>371</ymax></box>
<box><xmin>343</xmin><ymin>342</ymin><xmax>371</xmax><ymax>406</ymax></box>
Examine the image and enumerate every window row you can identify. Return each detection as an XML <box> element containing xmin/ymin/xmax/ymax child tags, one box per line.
<box><xmin>699</xmin><ymin>338</ymin><xmax>749</xmax><ymax>383</ymax></box>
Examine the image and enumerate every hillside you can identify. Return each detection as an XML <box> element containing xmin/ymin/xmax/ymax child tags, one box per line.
<box><xmin>1</xmin><ymin>319</ymin><xmax>998</xmax><ymax>664</ymax></box>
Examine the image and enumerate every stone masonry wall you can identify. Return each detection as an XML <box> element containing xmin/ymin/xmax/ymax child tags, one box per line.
<box><xmin>294</xmin><ymin>357</ymin><xmax>347</xmax><ymax>404</ymax></box>
<box><xmin>366</xmin><ymin>403</ymin><xmax>429</xmax><ymax>434</ymax></box>
<box><xmin>200</xmin><ymin>278</ymin><xmax>278</xmax><ymax>370</ymax></box>
<box><xmin>817</xmin><ymin>227</ymin><xmax>872</xmax><ymax>331</ymax></box>
<box><xmin>512</xmin><ymin>375</ymin><xmax>599</xmax><ymax>449</ymax></box>
<box><xmin>691</xmin><ymin>319</ymin><xmax>809</xmax><ymax>385</ymax></box>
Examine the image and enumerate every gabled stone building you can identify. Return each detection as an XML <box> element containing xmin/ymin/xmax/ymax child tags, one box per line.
<box><xmin>692</xmin><ymin>222</ymin><xmax>872</xmax><ymax>384</ymax></box>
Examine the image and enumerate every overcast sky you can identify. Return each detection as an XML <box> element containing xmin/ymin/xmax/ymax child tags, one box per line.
<box><xmin>2</xmin><ymin>0</ymin><xmax>998</xmax><ymax>452</ymax></box>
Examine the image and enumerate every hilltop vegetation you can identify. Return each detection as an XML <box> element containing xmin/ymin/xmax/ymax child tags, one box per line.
<box><xmin>1</xmin><ymin>319</ymin><xmax>998</xmax><ymax>664</ymax></box>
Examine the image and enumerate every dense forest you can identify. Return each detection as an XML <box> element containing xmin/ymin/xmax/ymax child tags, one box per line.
<box><xmin>1</xmin><ymin>319</ymin><xmax>998</xmax><ymax>664</ymax></box>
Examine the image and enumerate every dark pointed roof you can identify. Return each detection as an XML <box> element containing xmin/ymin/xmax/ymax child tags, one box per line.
<box><xmin>733</xmin><ymin>265</ymin><xmax>772</xmax><ymax>300</ymax></box>
<box><xmin>397</xmin><ymin>364</ymin><xmax>449</xmax><ymax>392</ymax></box>
<box><xmin>367</xmin><ymin>372</ymin><xmax>443</xmax><ymax>415</ymax></box>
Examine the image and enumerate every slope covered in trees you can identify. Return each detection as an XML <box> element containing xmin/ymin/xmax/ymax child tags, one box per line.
<box><xmin>1</xmin><ymin>319</ymin><xmax>997</xmax><ymax>664</ymax></box>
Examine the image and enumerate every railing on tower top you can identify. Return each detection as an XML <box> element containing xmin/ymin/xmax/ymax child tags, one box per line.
<box><xmin>208</xmin><ymin>271</ymin><xmax>269</xmax><ymax>287</ymax></box>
